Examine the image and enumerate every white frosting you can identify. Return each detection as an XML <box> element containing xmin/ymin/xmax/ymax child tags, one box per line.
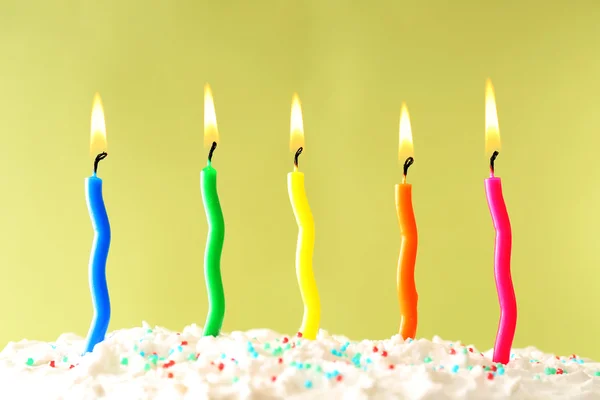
<box><xmin>1</xmin><ymin>323</ymin><xmax>599</xmax><ymax>399</ymax></box>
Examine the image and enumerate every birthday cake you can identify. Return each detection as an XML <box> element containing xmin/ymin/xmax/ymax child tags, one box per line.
<box><xmin>0</xmin><ymin>323</ymin><xmax>598</xmax><ymax>399</ymax></box>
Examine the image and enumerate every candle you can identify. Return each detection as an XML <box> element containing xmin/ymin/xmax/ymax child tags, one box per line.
<box><xmin>395</xmin><ymin>103</ymin><xmax>418</xmax><ymax>340</ymax></box>
<box><xmin>287</xmin><ymin>93</ymin><xmax>320</xmax><ymax>340</ymax></box>
<box><xmin>484</xmin><ymin>79</ymin><xmax>516</xmax><ymax>364</ymax></box>
<box><xmin>83</xmin><ymin>93</ymin><xmax>112</xmax><ymax>354</ymax></box>
<box><xmin>201</xmin><ymin>84</ymin><xmax>226</xmax><ymax>337</ymax></box>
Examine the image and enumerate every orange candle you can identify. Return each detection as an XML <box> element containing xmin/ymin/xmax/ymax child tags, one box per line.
<box><xmin>395</xmin><ymin>103</ymin><xmax>418</xmax><ymax>340</ymax></box>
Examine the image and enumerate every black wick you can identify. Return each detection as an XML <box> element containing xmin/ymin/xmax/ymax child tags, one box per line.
<box><xmin>490</xmin><ymin>150</ymin><xmax>499</xmax><ymax>174</ymax></box>
<box><xmin>294</xmin><ymin>147</ymin><xmax>303</xmax><ymax>168</ymax></box>
<box><xmin>403</xmin><ymin>157</ymin><xmax>414</xmax><ymax>177</ymax></box>
<box><xmin>208</xmin><ymin>141</ymin><xmax>217</xmax><ymax>162</ymax></box>
<box><xmin>94</xmin><ymin>152</ymin><xmax>108</xmax><ymax>174</ymax></box>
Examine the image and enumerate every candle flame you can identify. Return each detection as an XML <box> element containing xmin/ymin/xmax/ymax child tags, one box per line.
<box><xmin>204</xmin><ymin>83</ymin><xmax>219</xmax><ymax>147</ymax></box>
<box><xmin>290</xmin><ymin>93</ymin><xmax>304</xmax><ymax>151</ymax></box>
<box><xmin>485</xmin><ymin>79</ymin><xmax>501</xmax><ymax>157</ymax></box>
<box><xmin>90</xmin><ymin>93</ymin><xmax>107</xmax><ymax>158</ymax></box>
<box><xmin>398</xmin><ymin>102</ymin><xmax>414</xmax><ymax>162</ymax></box>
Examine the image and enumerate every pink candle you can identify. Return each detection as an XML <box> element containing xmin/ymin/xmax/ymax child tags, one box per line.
<box><xmin>484</xmin><ymin>79</ymin><xmax>516</xmax><ymax>365</ymax></box>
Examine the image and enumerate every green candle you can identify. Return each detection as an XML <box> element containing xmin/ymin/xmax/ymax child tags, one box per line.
<box><xmin>201</xmin><ymin>84</ymin><xmax>225</xmax><ymax>337</ymax></box>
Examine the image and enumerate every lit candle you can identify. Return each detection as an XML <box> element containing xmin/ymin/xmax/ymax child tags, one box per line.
<box><xmin>84</xmin><ymin>93</ymin><xmax>112</xmax><ymax>354</ymax></box>
<box><xmin>287</xmin><ymin>93</ymin><xmax>320</xmax><ymax>340</ymax></box>
<box><xmin>396</xmin><ymin>103</ymin><xmax>418</xmax><ymax>340</ymax></box>
<box><xmin>201</xmin><ymin>84</ymin><xmax>226</xmax><ymax>337</ymax></box>
<box><xmin>484</xmin><ymin>79</ymin><xmax>516</xmax><ymax>364</ymax></box>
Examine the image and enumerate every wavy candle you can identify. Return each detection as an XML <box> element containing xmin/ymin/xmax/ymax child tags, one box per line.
<box><xmin>84</xmin><ymin>93</ymin><xmax>112</xmax><ymax>354</ymax></box>
<box><xmin>484</xmin><ymin>79</ymin><xmax>516</xmax><ymax>364</ymax></box>
<box><xmin>287</xmin><ymin>93</ymin><xmax>320</xmax><ymax>340</ymax></box>
<box><xmin>395</xmin><ymin>103</ymin><xmax>418</xmax><ymax>340</ymax></box>
<box><xmin>201</xmin><ymin>84</ymin><xmax>226</xmax><ymax>337</ymax></box>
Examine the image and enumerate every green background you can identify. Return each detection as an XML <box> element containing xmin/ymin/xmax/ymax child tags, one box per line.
<box><xmin>1</xmin><ymin>0</ymin><xmax>599</xmax><ymax>359</ymax></box>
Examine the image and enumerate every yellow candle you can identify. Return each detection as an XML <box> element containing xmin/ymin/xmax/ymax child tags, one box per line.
<box><xmin>287</xmin><ymin>93</ymin><xmax>320</xmax><ymax>339</ymax></box>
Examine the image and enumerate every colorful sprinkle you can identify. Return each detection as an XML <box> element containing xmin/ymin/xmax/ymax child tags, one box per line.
<box><xmin>544</xmin><ymin>367</ymin><xmax>557</xmax><ymax>375</ymax></box>
<box><xmin>451</xmin><ymin>365</ymin><xmax>459</xmax><ymax>373</ymax></box>
<box><xmin>25</xmin><ymin>358</ymin><xmax>34</xmax><ymax>366</ymax></box>
<box><xmin>423</xmin><ymin>356</ymin><xmax>432</xmax><ymax>363</ymax></box>
<box><xmin>304</xmin><ymin>380</ymin><xmax>313</xmax><ymax>389</ymax></box>
<box><xmin>120</xmin><ymin>357</ymin><xmax>129</xmax><ymax>366</ymax></box>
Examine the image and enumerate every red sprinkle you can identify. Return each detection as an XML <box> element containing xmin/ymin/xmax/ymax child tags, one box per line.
<box><xmin>296</xmin><ymin>332</ymin><xmax>303</xmax><ymax>338</ymax></box>
<box><xmin>282</xmin><ymin>337</ymin><xmax>289</xmax><ymax>344</ymax></box>
<box><xmin>468</xmin><ymin>347</ymin><xmax>474</xmax><ymax>353</ymax></box>
<box><xmin>49</xmin><ymin>361</ymin><xmax>56</xmax><ymax>368</ymax></box>
<box><xmin>373</xmin><ymin>346</ymin><xmax>379</xmax><ymax>353</ymax></box>
<box><xmin>336</xmin><ymin>375</ymin><xmax>343</xmax><ymax>382</ymax></box>
<box><xmin>381</xmin><ymin>351</ymin><xmax>388</xmax><ymax>357</ymax></box>
<box><xmin>218</xmin><ymin>363</ymin><xmax>224</xmax><ymax>371</ymax></box>
<box><xmin>181</xmin><ymin>341</ymin><xmax>188</xmax><ymax>346</ymax></box>
<box><xmin>291</xmin><ymin>343</ymin><xmax>296</xmax><ymax>348</ymax></box>
<box><xmin>555</xmin><ymin>356</ymin><xmax>560</xmax><ymax>360</ymax></box>
<box><xmin>557</xmin><ymin>368</ymin><xmax>564</xmax><ymax>375</ymax></box>
<box><xmin>449</xmin><ymin>348</ymin><xmax>456</xmax><ymax>355</ymax></box>
<box><xmin>278</xmin><ymin>358</ymin><xmax>283</xmax><ymax>364</ymax></box>
<box><xmin>486</xmin><ymin>372</ymin><xmax>494</xmax><ymax>380</ymax></box>
<box><xmin>271</xmin><ymin>376</ymin><xmax>277</xmax><ymax>382</ymax></box>
<box><xmin>490</xmin><ymin>365</ymin><xmax>497</xmax><ymax>372</ymax></box>
<box><xmin>168</xmin><ymin>372</ymin><xmax>174</xmax><ymax>378</ymax></box>
<box><xmin>388</xmin><ymin>364</ymin><xmax>395</xmax><ymax>369</ymax></box>
<box><xmin>163</xmin><ymin>360</ymin><xmax>175</xmax><ymax>369</ymax></box>
<box><xmin>69</xmin><ymin>365</ymin><xmax>74</xmax><ymax>369</ymax></box>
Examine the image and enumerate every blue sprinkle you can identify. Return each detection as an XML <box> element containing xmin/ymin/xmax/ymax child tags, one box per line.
<box><xmin>221</xmin><ymin>353</ymin><xmax>226</xmax><ymax>359</ymax></box>
<box><xmin>251</xmin><ymin>351</ymin><xmax>259</xmax><ymax>358</ymax></box>
<box><xmin>341</xmin><ymin>342</ymin><xmax>350</xmax><ymax>352</ymax></box>
<box><xmin>497</xmin><ymin>367</ymin><xmax>505</xmax><ymax>375</ymax></box>
<box><xmin>298</xmin><ymin>363</ymin><xmax>304</xmax><ymax>369</ymax></box>
<box><xmin>177</xmin><ymin>346</ymin><xmax>183</xmax><ymax>352</ymax></box>
<box><xmin>304</xmin><ymin>380</ymin><xmax>313</xmax><ymax>389</ymax></box>
<box><xmin>325</xmin><ymin>372</ymin><xmax>333</xmax><ymax>379</ymax></box>
<box><xmin>333</xmin><ymin>370</ymin><xmax>340</xmax><ymax>376</ymax></box>
<box><xmin>140</xmin><ymin>351</ymin><xmax>145</xmax><ymax>357</ymax></box>
<box><xmin>366</xmin><ymin>358</ymin><xmax>372</xmax><ymax>364</ymax></box>
<box><xmin>407</xmin><ymin>338</ymin><xmax>413</xmax><ymax>343</ymax></box>
<box><xmin>331</xmin><ymin>349</ymin><xmax>340</xmax><ymax>356</ymax></box>
<box><xmin>168</xmin><ymin>349</ymin><xmax>174</xmax><ymax>356</ymax></box>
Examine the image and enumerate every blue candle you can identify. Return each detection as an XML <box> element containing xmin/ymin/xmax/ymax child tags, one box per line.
<box><xmin>84</xmin><ymin>94</ymin><xmax>111</xmax><ymax>353</ymax></box>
